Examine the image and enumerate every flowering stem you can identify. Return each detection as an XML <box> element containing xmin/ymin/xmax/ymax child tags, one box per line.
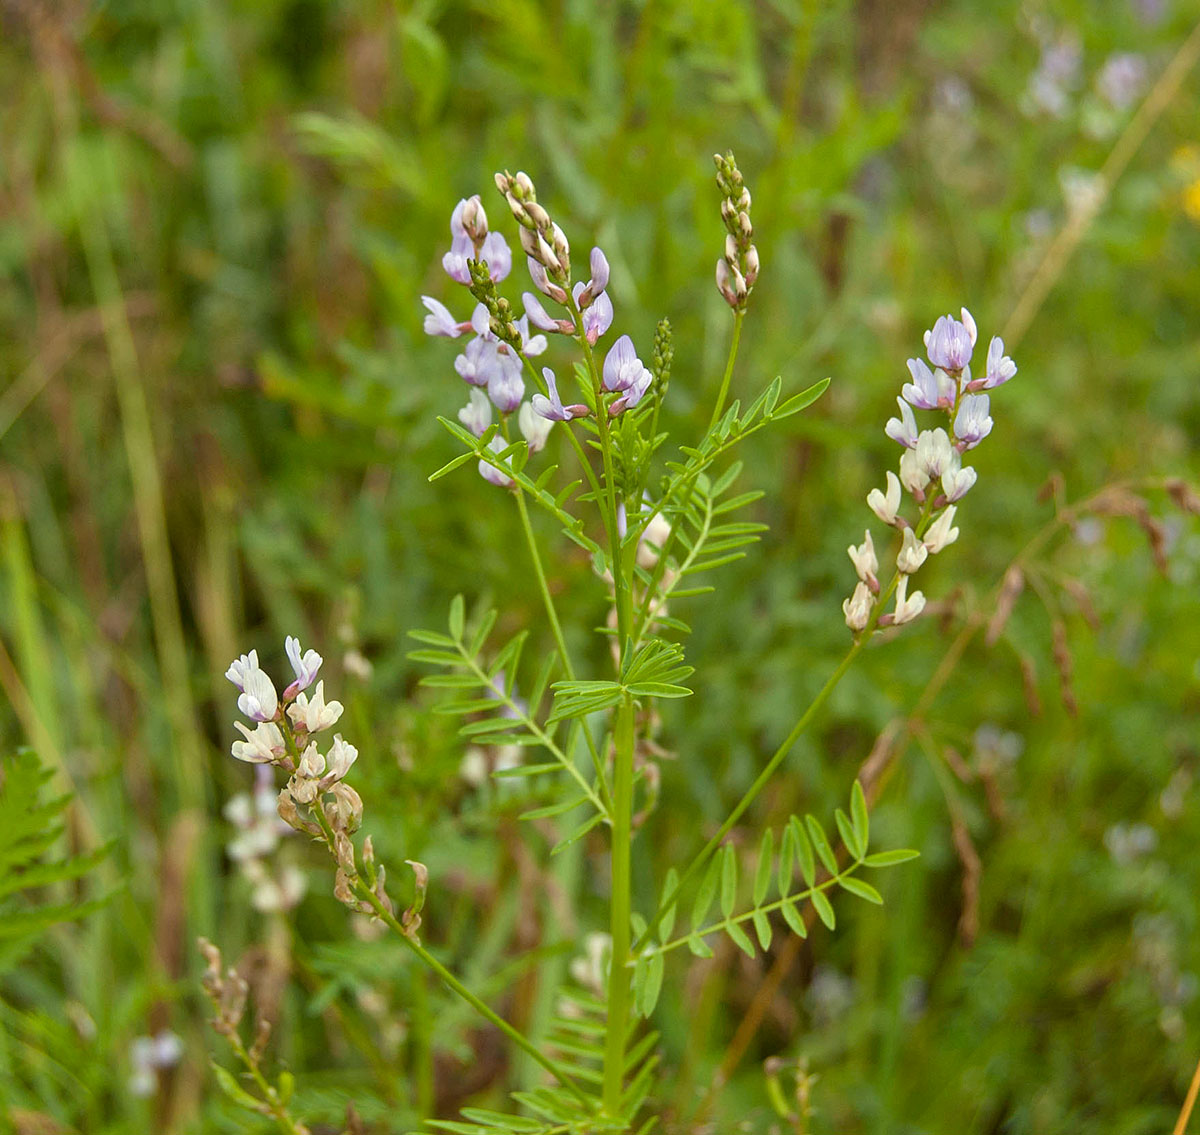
<box><xmin>633</xmin><ymin>637</ymin><xmax>866</xmax><ymax>953</ymax></box>
<box><xmin>221</xmin><ymin>1028</ymin><xmax>307</xmax><ymax>1135</ymax></box>
<box><xmin>352</xmin><ymin>880</ymin><xmax>592</xmax><ymax>1106</ymax></box>
<box><xmin>708</xmin><ymin>308</ymin><xmax>745</xmax><ymax>430</ymax></box>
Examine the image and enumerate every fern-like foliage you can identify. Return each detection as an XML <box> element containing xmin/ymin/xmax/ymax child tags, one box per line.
<box><xmin>420</xmin><ymin>986</ymin><xmax>658</xmax><ymax>1135</ymax></box>
<box><xmin>0</xmin><ymin>750</ymin><xmax>111</xmax><ymax>975</ymax></box>
<box><xmin>408</xmin><ymin>598</ymin><xmax>611</xmax><ymax>845</ymax></box>
<box><xmin>630</xmin><ymin>781</ymin><xmax>917</xmax><ymax>1015</ymax></box>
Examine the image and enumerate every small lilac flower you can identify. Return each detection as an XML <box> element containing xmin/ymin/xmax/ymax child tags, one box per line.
<box><xmin>225</xmin><ymin>650</ymin><xmax>260</xmax><ymax>691</ymax></box>
<box><xmin>924</xmin><ymin>309</ymin><xmax>976</xmax><ymax>370</ymax></box>
<box><xmin>532</xmin><ymin>368</ymin><xmax>589</xmax><ymax>422</ymax></box>
<box><xmin>977</xmin><ymin>337</ymin><xmax>1017</xmax><ymax>390</ymax></box>
<box><xmin>577</xmin><ymin>286</ymin><xmax>613</xmax><ymax>344</ymax></box>
<box><xmin>954</xmin><ymin>394</ymin><xmax>993</xmax><ymax>449</ymax></box>
<box><xmin>480</xmin><ymin>231</ymin><xmax>513</xmax><ymax>281</ymax></box>
<box><xmin>1097</xmin><ymin>52</ymin><xmax>1147</xmax><ymax>112</ymax></box>
<box><xmin>602</xmin><ymin>334</ymin><xmax>652</xmax><ymax>395</ymax></box>
<box><xmin>470</xmin><ymin>303</ymin><xmax>492</xmax><ymax>339</ymax></box>
<box><xmin>478</xmin><ymin>435</ymin><xmax>515</xmax><ymax>488</ymax></box>
<box><xmin>515</xmin><ymin>316</ymin><xmax>547</xmax><ymax>357</ymax></box>
<box><xmin>442</xmin><ymin>233</ymin><xmax>474</xmax><ymax>284</ymax></box>
<box><xmin>238</xmin><ymin>666</ymin><xmax>279</xmax><ymax>723</ymax></box>
<box><xmin>283</xmin><ymin>635</ymin><xmax>322</xmax><ymax>699</ymax></box>
<box><xmin>575</xmin><ymin>246</ymin><xmax>610</xmax><ymax>307</ymax></box>
<box><xmin>518</xmin><ymin>402</ymin><xmax>554</xmax><ymax>452</ymax></box>
<box><xmin>867</xmin><ymin>471</ymin><xmax>903</xmax><ymax>525</ymax></box>
<box><xmin>885</xmin><ymin>397</ymin><xmax>919</xmax><ymax>448</ymax></box>
<box><xmin>487</xmin><ymin>354</ymin><xmax>525</xmax><ymax>413</ymax></box>
<box><xmin>527</xmin><ymin>258</ymin><xmax>568</xmax><ymax>304</ymax></box>
<box><xmin>524</xmin><ymin>292</ymin><xmax>572</xmax><ymax>334</ymax></box>
<box><xmin>843</xmin><ymin>582</ymin><xmax>873</xmax><ymax>632</ymax></box>
<box><xmin>454</xmin><ymin>337</ymin><xmax>501</xmax><ymax>387</ymax></box>
<box><xmin>902</xmin><ymin>358</ymin><xmax>956</xmax><ymax>410</ymax></box>
<box><xmin>941</xmin><ymin>454</ymin><xmax>977</xmax><ymax>502</ymax></box>
<box><xmin>449</xmin><ymin>196</ymin><xmax>486</xmax><ymax>241</ymax></box>
<box><xmin>422</xmin><ymin>296</ymin><xmax>469</xmax><ymax>338</ymax></box>
<box><xmin>458</xmin><ymin>389</ymin><xmax>493</xmax><ymax>437</ymax></box>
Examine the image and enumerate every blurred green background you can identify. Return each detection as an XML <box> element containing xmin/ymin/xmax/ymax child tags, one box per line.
<box><xmin>2</xmin><ymin>0</ymin><xmax>1199</xmax><ymax>1131</ymax></box>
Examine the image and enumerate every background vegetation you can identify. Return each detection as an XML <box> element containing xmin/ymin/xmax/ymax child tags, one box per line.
<box><xmin>1</xmin><ymin>0</ymin><xmax>1199</xmax><ymax>1132</ymax></box>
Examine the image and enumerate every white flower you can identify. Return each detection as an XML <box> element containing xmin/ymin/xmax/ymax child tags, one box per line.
<box><xmin>892</xmin><ymin>576</ymin><xmax>926</xmax><ymax>625</ymax></box>
<box><xmin>867</xmin><ymin>471</ymin><xmax>903</xmax><ymax>525</ymax></box>
<box><xmin>237</xmin><ymin>666</ymin><xmax>279</xmax><ymax>723</ymax></box>
<box><xmin>942</xmin><ymin>454</ymin><xmax>978</xmax><ymax>502</ymax></box>
<box><xmin>225</xmin><ymin>650</ymin><xmax>260</xmax><ymax>691</ymax></box>
<box><xmin>285</xmin><ymin>635</ymin><xmax>322</xmax><ymax>694</ymax></box>
<box><xmin>288</xmin><ymin>680</ymin><xmax>343</xmax><ymax>733</ymax></box>
<box><xmin>884</xmin><ymin>397</ymin><xmax>919</xmax><ymax>448</ymax></box>
<box><xmin>231</xmin><ymin>720</ymin><xmax>285</xmax><ymax>764</ymax></box>
<box><xmin>842</xmin><ymin>581</ymin><xmax>873</xmax><ymax>632</ymax></box>
<box><xmin>915</xmin><ymin>428</ymin><xmax>954</xmax><ymax>480</ymax></box>
<box><xmin>896</xmin><ymin>528</ymin><xmax>928</xmax><ymax>574</ymax></box>
<box><xmin>899</xmin><ymin>448</ymin><xmax>930</xmax><ymax>495</ymax></box>
<box><xmin>847</xmin><ymin>530</ymin><xmax>878</xmax><ymax>584</ymax></box>
<box><xmin>518</xmin><ymin>401</ymin><xmax>554</xmax><ymax>452</ymax></box>
<box><xmin>325</xmin><ymin>735</ymin><xmax>359</xmax><ymax>782</ymax></box>
<box><xmin>924</xmin><ymin>506</ymin><xmax>960</xmax><ymax>554</ymax></box>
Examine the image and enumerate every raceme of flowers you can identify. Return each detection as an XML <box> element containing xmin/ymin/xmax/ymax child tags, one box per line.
<box><xmin>420</xmin><ymin>178</ymin><xmax>657</xmax><ymax>488</ymax></box>
<box><xmin>844</xmin><ymin>308</ymin><xmax>1017</xmax><ymax>633</ymax></box>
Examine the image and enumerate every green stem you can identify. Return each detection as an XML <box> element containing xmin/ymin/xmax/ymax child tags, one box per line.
<box><xmin>512</xmin><ymin>481</ymin><xmax>614</xmax><ymax>814</ymax></box>
<box><xmin>354</xmin><ymin>881</ymin><xmax>591</xmax><ymax>1105</ymax></box>
<box><xmin>224</xmin><ymin>1032</ymin><xmax>305</xmax><ymax>1135</ymax></box>
<box><xmin>708</xmin><ymin>309</ymin><xmax>745</xmax><ymax>430</ymax></box>
<box><xmin>412</xmin><ymin>968</ymin><xmax>434</xmax><ymax>1117</ymax></box>
<box><xmin>633</xmin><ymin>638</ymin><xmax>866</xmax><ymax>952</ymax></box>
<box><xmin>602</xmin><ymin>696</ymin><xmax>636</xmax><ymax>1116</ymax></box>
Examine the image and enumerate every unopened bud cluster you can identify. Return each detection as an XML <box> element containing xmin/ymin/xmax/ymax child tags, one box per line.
<box><xmin>495</xmin><ymin>169</ymin><xmax>571</xmax><ymax>284</ymax></box>
<box><xmin>714</xmin><ymin>152</ymin><xmax>758</xmax><ymax>310</ymax></box>
<box><xmin>844</xmin><ymin>308</ymin><xmax>1017</xmax><ymax>633</ymax></box>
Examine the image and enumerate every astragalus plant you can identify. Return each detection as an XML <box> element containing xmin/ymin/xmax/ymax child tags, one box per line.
<box><xmin>208</xmin><ymin>153</ymin><xmax>1018</xmax><ymax>1134</ymax></box>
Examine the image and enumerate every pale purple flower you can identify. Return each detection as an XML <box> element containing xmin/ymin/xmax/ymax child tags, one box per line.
<box><xmin>532</xmin><ymin>368</ymin><xmax>589</xmax><ymax>422</ymax></box>
<box><xmin>977</xmin><ymin>337</ymin><xmax>1017</xmax><ymax>390</ymax></box>
<box><xmin>587</xmin><ymin>246</ymin><xmax>610</xmax><ymax>293</ymax></box>
<box><xmin>923</xmin><ymin>309</ymin><xmax>977</xmax><ymax>371</ymax></box>
<box><xmin>1097</xmin><ymin>53</ymin><xmax>1147</xmax><ymax>112</ymax></box>
<box><xmin>527</xmin><ymin>258</ymin><xmax>568</xmax><ymax>304</ymax></box>
<box><xmin>231</xmin><ymin>720</ymin><xmax>285</xmax><ymax>764</ymax></box>
<box><xmin>574</xmin><ymin>284</ymin><xmax>613</xmax><ymax>344</ymax></box>
<box><xmin>515</xmin><ymin>316</ymin><xmax>547</xmax><ymax>357</ymax></box>
<box><xmin>487</xmin><ymin>354</ymin><xmax>525</xmax><ymax>413</ymax></box>
<box><xmin>954</xmin><ymin>394</ymin><xmax>993</xmax><ymax>449</ymax></box>
<box><xmin>478</xmin><ymin>435</ymin><xmax>515</xmax><ymax>488</ymax></box>
<box><xmin>470</xmin><ymin>303</ymin><xmax>492</xmax><ymax>338</ymax></box>
<box><xmin>283</xmin><ymin>635</ymin><xmax>322</xmax><ymax>698</ymax></box>
<box><xmin>458</xmin><ymin>389</ymin><xmax>493</xmax><ymax>437</ymax></box>
<box><xmin>902</xmin><ymin>358</ymin><xmax>956</xmax><ymax>409</ymax></box>
<box><xmin>524</xmin><ymin>291</ymin><xmax>572</xmax><ymax>333</ymax></box>
<box><xmin>885</xmin><ymin>397</ymin><xmax>919</xmax><ymax>448</ymax></box>
<box><xmin>602</xmin><ymin>334</ymin><xmax>652</xmax><ymax>395</ymax></box>
<box><xmin>518</xmin><ymin>402</ymin><xmax>554</xmax><ymax>452</ymax></box>
<box><xmin>442</xmin><ymin>233</ymin><xmax>474</xmax><ymax>284</ymax></box>
<box><xmin>449</xmin><ymin>196</ymin><xmax>485</xmax><ymax>241</ymax></box>
<box><xmin>899</xmin><ymin>448</ymin><xmax>930</xmax><ymax>496</ymax></box>
<box><xmin>478</xmin><ymin>231</ymin><xmax>512</xmax><ymax>282</ymax></box>
<box><xmin>454</xmin><ymin>337</ymin><xmax>501</xmax><ymax>387</ymax></box>
<box><xmin>422</xmin><ymin>296</ymin><xmax>468</xmax><ymax>338</ymax></box>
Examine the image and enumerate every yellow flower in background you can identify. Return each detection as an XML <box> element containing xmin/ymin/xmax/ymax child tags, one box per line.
<box><xmin>1171</xmin><ymin>145</ymin><xmax>1200</xmax><ymax>222</ymax></box>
